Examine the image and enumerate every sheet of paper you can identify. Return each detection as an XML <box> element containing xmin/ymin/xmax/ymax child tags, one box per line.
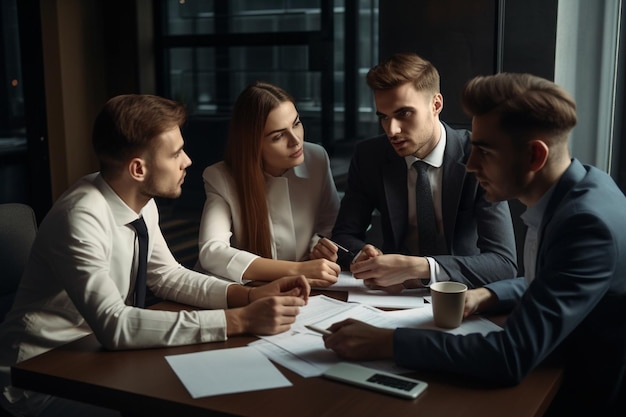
<box><xmin>249</xmin><ymin>337</ymin><xmax>405</xmax><ymax>378</ymax></box>
<box><xmin>383</xmin><ymin>304</ymin><xmax>504</xmax><ymax>335</ymax></box>
<box><xmin>250</xmin><ymin>339</ymin><xmax>328</xmax><ymax>378</ymax></box>
<box><xmin>165</xmin><ymin>346</ymin><xmax>292</xmax><ymax>398</ymax></box>
<box><xmin>251</xmin><ymin>296</ymin><xmax>503</xmax><ymax>378</ymax></box>
<box><xmin>325</xmin><ymin>272</ymin><xmax>427</xmax><ymax>308</ymax></box>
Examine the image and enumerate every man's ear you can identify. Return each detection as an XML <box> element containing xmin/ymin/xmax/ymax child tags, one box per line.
<box><xmin>433</xmin><ymin>93</ymin><xmax>443</xmax><ymax>116</ymax></box>
<box><xmin>128</xmin><ymin>157</ymin><xmax>147</xmax><ymax>181</ymax></box>
<box><xmin>528</xmin><ymin>139</ymin><xmax>549</xmax><ymax>172</ymax></box>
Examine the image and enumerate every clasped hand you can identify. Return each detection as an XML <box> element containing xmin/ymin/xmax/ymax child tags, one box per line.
<box><xmin>227</xmin><ymin>275</ymin><xmax>311</xmax><ymax>336</ymax></box>
<box><xmin>350</xmin><ymin>245</ymin><xmax>429</xmax><ymax>293</ymax></box>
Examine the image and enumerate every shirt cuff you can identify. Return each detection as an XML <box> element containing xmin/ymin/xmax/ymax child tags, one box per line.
<box><xmin>227</xmin><ymin>253</ymin><xmax>260</xmax><ymax>284</ymax></box>
<box><xmin>422</xmin><ymin>256</ymin><xmax>450</xmax><ymax>286</ymax></box>
<box><xmin>198</xmin><ymin>309</ymin><xmax>228</xmax><ymax>342</ymax></box>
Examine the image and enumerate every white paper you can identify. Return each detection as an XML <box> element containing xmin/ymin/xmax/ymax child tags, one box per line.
<box><xmin>250</xmin><ymin>296</ymin><xmax>503</xmax><ymax>378</ymax></box>
<box><xmin>165</xmin><ymin>346</ymin><xmax>292</xmax><ymax>398</ymax></box>
<box><xmin>324</xmin><ymin>272</ymin><xmax>427</xmax><ymax>308</ymax></box>
<box><xmin>382</xmin><ymin>304</ymin><xmax>504</xmax><ymax>335</ymax></box>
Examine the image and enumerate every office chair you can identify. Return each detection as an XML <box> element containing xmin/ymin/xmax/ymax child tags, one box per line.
<box><xmin>0</xmin><ymin>203</ymin><xmax>37</xmax><ymax>323</ymax></box>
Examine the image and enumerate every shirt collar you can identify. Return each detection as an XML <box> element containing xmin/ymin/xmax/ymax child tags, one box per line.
<box><xmin>404</xmin><ymin>121</ymin><xmax>447</xmax><ymax>169</ymax></box>
<box><xmin>520</xmin><ymin>183</ymin><xmax>557</xmax><ymax>230</ymax></box>
<box><xmin>94</xmin><ymin>173</ymin><xmax>150</xmax><ymax>226</ymax></box>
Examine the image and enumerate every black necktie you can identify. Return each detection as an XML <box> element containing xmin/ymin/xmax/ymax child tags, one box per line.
<box><xmin>414</xmin><ymin>161</ymin><xmax>437</xmax><ymax>255</ymax></box>
<box><xmin>129</xmin><ymin>217</ymin><xmax>148</xmax><ymax>308</ymax></box>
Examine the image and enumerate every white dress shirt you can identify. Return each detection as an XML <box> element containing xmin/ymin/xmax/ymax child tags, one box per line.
<box><xmin>0</xmin><ymin>173</ymin><xmax>234</xmax><ymax>406</ymax></box>
<box><xmin>196</xmin><ymin>142</ymin><xmax>340</xmax><ymax>283</ymax></box>
<box><xmin>403</xmin><ymin>122</ymin><xmax>450</xmax><ymax>284</ymax></box>
<box><xmin>520</xmin><ymin>184</ymin><xmax>555</xmax><ymax>285</ymax></box>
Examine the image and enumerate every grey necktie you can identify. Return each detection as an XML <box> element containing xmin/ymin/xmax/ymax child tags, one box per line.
<box><xmin>129</xmin><ymin>217</ymin><xmax>148</xmax><ymax>308</ymax></box>
<box><xmin>414</xmin><ymin>161</ymin><xmax>437</xmax><ymax>255</ymax></box>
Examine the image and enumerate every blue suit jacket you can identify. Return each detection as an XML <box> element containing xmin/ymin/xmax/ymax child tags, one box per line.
<box><xmin>332</xmin><ymin>123</ymin><xmax>518</xmax><ymax>286</ymax></box>
<box><xmin>394</xmin><ymin>159</ymin><xmax>626</xmax><ymax>416</ymax></box>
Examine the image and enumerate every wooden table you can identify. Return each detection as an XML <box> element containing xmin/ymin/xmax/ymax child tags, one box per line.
<box><xmin>10</xmin><ymin>300</ymin><xmax>562</xmax><ymax>417</ymax></box>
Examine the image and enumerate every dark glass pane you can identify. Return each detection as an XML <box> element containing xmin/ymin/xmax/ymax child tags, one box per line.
<box><xmin>165</xmin><ymin>0</ymin><xmax>322</xmax><ymax>35</ymax></box>
<box><xmin>0</xmin><ymin>0</ymin><xmax>28</xmax><ymax>204</ymax></box>
<box><xmin>168</xmin><ymin>46</ymin><xmax>316</xmax><ymax>107</ymax></box>
<box><xmin>0</xmin><ymin>0</ymin><xmax>24</xmax><ymax>134</ymax></box>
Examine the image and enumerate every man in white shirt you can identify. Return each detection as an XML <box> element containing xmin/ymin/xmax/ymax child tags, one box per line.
<box><xmin>0</xmin><ymin>94</ymin><xmax>310</xmax><ymax>417</ymax></box>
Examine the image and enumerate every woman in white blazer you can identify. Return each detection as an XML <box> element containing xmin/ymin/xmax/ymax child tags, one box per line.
<box><xmin>196</xmin><ymin>82</ymin><xmax>341</xmax><ymax>287</ymax></box>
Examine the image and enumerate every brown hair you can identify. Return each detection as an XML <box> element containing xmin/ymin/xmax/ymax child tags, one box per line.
<box><xmin>224</xmin><ymin>82</ymin><xmax>296</xmax><ymax>258</ymax></box>
<box><xmin>461</xmin><ymin>73</ymin><xmax>577</xmax><ymax>144</ymax></box>
<box><xmin>366</xmin><ymin>52</ymin><xmax>440</xmax><ymax>94</ymax></box>
<box><xmin>92</xmin><ymin>94</ymin><xmax>186</xmax><ymax>177</ymax></box>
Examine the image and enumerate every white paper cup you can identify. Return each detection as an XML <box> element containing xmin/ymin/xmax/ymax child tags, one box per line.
<box><xmin>430</xmin><ymin>282</ymin><xmax>468</xmax><ymax>329</ymax></box>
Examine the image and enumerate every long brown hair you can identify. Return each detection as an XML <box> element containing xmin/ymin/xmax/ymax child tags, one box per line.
<box><xmin>224</xmin><ymin>82</ymin><xmax>295</xmax><ymax>258</ymax></box>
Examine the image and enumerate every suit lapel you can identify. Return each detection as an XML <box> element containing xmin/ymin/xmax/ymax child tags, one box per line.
<box><xmin>537</xmin><ymin>159</ymin><xmax>586</xmax><ymax>264</ymax></box>
<box><xmin>381</xmin><ymin>145</ymin><xmax>409</xmax><ymax>250</ymax></box>
<box><xmin>440</xmin><ymin>126</ymin><xmax>467</xmax><ymax>252</ymax></box>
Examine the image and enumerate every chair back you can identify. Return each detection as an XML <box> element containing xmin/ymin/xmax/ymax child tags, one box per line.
<box><xmin>0</xmin><ymin>203</ymin><xmax>37</xmax><ymax>321</ymax></box>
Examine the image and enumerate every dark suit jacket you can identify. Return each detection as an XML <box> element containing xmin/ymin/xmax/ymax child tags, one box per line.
<box><xmin>332</xmin><ymin>123</ymin><xmax>518</xmax><ymax>286</ymax></box>
<box><xmin>393</xmin><ymin>159</ymin><xmax>626</xmax><ymax>416</ymax></box>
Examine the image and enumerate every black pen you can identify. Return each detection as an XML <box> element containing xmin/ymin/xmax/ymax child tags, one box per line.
<box><xmin>316</xmin><ymin>234</ymin><xmax>355</xmax><ymax>257</ymax></box>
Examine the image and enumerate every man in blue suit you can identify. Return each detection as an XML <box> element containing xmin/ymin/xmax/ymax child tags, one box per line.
<box><xmin>329</xmin><ymin>52</ymin><xmax>517</xmax><ymax>290</ymax></box>
<box><xmin>323</xmin><ymin>73</ymin><xmax>626</xmax><ymax>416</ymax></box>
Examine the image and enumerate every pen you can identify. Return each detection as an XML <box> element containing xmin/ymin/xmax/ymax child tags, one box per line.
<box><xmin>305</xmin><ymin>324</ymin><xmax>332</xmax><ymax>336</ymax></box>
<box><xmin>316</xmin><ymin>234</ymin><xmax>355</xmax><ymax>257</ymax></box>
<box><xmin>351</xmin><ymin>249</ymin><xmax>363</xmax><ymax>264</ymax></box>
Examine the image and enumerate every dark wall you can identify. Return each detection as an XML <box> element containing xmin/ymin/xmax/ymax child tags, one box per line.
<box><xmin>379</xmin><ymin>0</ymin><xmax>498</xmax><ymax>128</ymax></box>
<box><xmin>379</xmin><ymin>0</ymin><xmax>558</xmax><ymax>128</ymax></box>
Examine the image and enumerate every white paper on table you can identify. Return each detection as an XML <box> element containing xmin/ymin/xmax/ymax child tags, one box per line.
<box><xmin>250</xmin><ymin>339</ymin><xmax>328</xmax><ymax>378</ymax></box>
<box><xmin>250</xmin><ymin>297</ymin><xmax>503</xmax><ymax>378</ymax></box>
<box><xmin>251</xmin><ymin>295</ymin><xmax>403</xmax><ymax>377</ymax></box>
<box><xmin>324</xmin><ymin>272</ymin><xmax>427</xmax><ymax>309</ymax></box>
<box><xmin>165</xmin><ymin>346</ymin><xmax>292</xmax><ymax>398</ymax></box>
<box><xmin>383</xmin><ymin>304</ymin><xmax>504</xmax><ymax>335</ymax></box>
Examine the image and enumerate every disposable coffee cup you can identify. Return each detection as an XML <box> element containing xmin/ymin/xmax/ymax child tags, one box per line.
<box><xmin>430</xmin><ymin>282</ymin><xmax>468</xmax><ymax>329</ymax></box>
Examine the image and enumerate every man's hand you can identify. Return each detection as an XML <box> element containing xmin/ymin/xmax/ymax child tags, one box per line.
<box><xmin>350</xmin><ymin>253</ymin><xmax>430</xmax><ymax>291</ymax></box>
<box><xmin>225</xmin><ymin>296</ymin><xmax>306</xmax><ymax>336</ymax></box>
<box><xmin>250</xmin><ymin>275</ymin><xmax>310</xmax><ymax>303</ymax></box>
<box><xmin>350</xmin><ymin>244</ymin><xmax>382</xmax><ymax>263</ymax></box>
<box><xmin>463</xmin><ymin>287</ymin><xmax>497</xmax><ymax>317</ymax></box>
<box><xmin>225</xmin><ymin>275</ymin><xmax>310</xmax><ymax>336</ymax></box>
<box><xmin>323</xmin><ymin>319</ymin><xmax>394</xmax><ymax>360</ymax></box>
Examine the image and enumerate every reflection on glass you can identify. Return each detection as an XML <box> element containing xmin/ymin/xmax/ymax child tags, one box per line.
<box><xmin>160</xmin><ymin>0</ymin><xmax>380</xmax><ymax>143</ymax></box>
<box><xmin>166</xmin><ymin>0</ymin><xmax>322</xmax><ymax>35</ymax></box>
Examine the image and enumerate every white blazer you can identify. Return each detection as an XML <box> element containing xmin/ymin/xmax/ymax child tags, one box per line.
<box><xmin>196</xmin><ymin>142</ymin><xmax>340</xmax><ymax>283</ymax></box>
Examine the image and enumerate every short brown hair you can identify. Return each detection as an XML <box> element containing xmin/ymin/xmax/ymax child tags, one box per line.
<box><xmin>92</xmin><ymin>94</ymin><xmax>186</xmax><ymax>176</ymax></box>
<box><xmin>461</xmin><ymin>73</ymin><xmax>577</xmax><ymax>143</ymax></box>
<box><xmin>366</xmin><ymin>52</ymin><xmax>440</xmax><ymax>94</ymax></box>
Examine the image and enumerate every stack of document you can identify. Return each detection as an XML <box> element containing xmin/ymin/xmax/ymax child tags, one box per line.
<box><xmin>165</xmin><ymin>289</ymin><xmax>503</xmax><ymax>398</ymax></box>
<box><xmin>250</xmin><ymin>294</ymin><xmax>503</xmax><ymax>378</ymax></box>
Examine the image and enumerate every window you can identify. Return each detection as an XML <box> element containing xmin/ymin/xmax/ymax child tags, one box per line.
<box><xmin>155</xmin><ymin>0</ymin><xmax>380</xmax><ymax>155</ymax></box>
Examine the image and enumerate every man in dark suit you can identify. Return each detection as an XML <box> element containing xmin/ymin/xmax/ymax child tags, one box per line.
<box><xmin>330</xmin><ymin>53</ymin><xmax>517</xmax><ymax>290</ymax></box>
<box><xmin>323</xmin><ymin>73</ymin><xmax>626</xmax><ymax>416</ymax></box>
